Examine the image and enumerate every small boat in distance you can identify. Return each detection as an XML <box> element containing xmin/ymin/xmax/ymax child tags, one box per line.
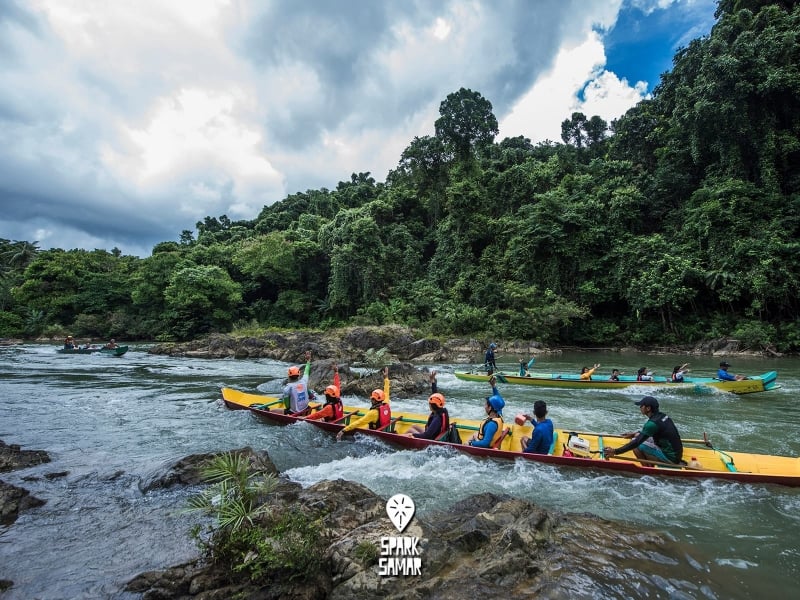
<box><xmin>454</xmin><ymin>370</ymin><xmax>779</xmax><ymax>394</ymax></box>
<box><xmin>56</xmin><ymin>345</ymin><xmax>128</xmax><ymax>356</ymax></box>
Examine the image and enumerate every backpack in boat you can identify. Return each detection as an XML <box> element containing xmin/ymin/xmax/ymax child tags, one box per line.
<box><xmin>445</xmin><ymin>423</ymin><xmax>462</xmax><ymax>444</ymax></box>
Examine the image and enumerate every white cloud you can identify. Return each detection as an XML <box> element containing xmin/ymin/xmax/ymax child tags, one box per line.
<box><xmin>500</xmin><ymin>30</ymin><xmax>648</xmax><ymax>144</ymax></box>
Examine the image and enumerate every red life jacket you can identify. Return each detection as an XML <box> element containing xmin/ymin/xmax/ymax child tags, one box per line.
<box><xmin>370</xmin><ymin>403</ymin><xmax>391</xmax><ymax>429</ymax></box>
<box><xmin>437</xmin><ymin>408</ymin><xmax>450</xmax><ymax>437</ymax></box>
<box><xmin>324</xmin><ymin>400</ymin><xmax>344</xmax><ymax>422</ymax></box>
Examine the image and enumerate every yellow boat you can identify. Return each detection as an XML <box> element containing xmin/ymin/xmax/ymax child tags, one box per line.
<box><xmin>220</xmin><ymin>388</ymin><xmax>800</xmax><ymax>487</ymax></box>
<box><xmin>454</xmin><ymin>370</ymin><xmax>779</xmax><ymax>394</ymax></box>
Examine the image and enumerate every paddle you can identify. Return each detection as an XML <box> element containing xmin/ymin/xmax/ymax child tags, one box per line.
<box><xmin>493</xmin><ymin>372</ymin><xmax>508</xmax><ymax>384</ymax></box>
<box><xmin>331</xmin><ymin>410</ymin><xmax>360</xmax><ymax>424</ymax></box>
<box><xmin>377</xmin><ymin>416</ymin><xmax>403</xmax><ymax>432</ymax></box>
<box><xmin>594</xmin><ymin>452</ymin><xmax>705</xmax><ymax>471</ymax></box>
<box><xmin>250</xmin><ymin>399</ymin><xmax>284</xmax><ymax>410</ymax></box>
<box><xmin>567</xmin><ymin>430</ymin><xmax>713</xmax><ymax>448</ymax></box>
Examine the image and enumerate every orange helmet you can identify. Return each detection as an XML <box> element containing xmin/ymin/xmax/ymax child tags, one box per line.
<box><xmin>324</xmin><ymin>384</ymin><xmax>340</xmax><ymax>399</ymax></box>
<box><xmin>370</xmin><ymin>389</ymin><xmax>385</xmax><ymax>402</ymax></box>
<box><xmin>428</xmin><ymin>393</ymin><xmax>445</xmax><ymax>408</ymax></box>
<box><xmin>287</xmin><ymin>366</ymin><xmax>301</xmax><ymax>377</ymax></box>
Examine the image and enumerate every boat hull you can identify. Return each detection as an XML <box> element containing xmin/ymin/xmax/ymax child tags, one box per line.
<box><xmin>57</xmin><ymin>345</ymin><xmax>128</xmax><ymax>356</ymax></box>
<box><xmin>220</xmin><ymin>388</ymin><xmax>800</xmax><ymax>487</ymax></box>
<box><xmin>454</xmin><ymin>370</ymin><xmax>779</xmax><ymax>394</ymax></box>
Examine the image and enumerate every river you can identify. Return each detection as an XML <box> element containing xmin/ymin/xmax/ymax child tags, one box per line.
<box><xmin>1</xmin><ymin>344</ymin><xmax>799</xmax><ymax>599</ymax></box>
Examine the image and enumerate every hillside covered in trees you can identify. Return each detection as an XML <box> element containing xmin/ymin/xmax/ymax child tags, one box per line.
<box><xmin>2</xmin><ymin>1</ymin><xmax>799</xmax><ymax>351</ymax></box>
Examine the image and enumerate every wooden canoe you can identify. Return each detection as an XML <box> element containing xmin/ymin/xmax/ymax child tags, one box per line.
<box><xmin>220</xmin><ymin>388</ymin><xmax>800</xmax><ymax>487</ymax></box>
<box><xmin>454</xmin><ymin>370</ymin><xmax>779</xmax><ymax>394</ymax></box>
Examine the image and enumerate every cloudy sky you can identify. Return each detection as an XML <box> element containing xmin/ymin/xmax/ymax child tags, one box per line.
<box><xmin>1</xmin><ymin>0</ymin><xmax>716</xmax><ymax>257</ymax></box>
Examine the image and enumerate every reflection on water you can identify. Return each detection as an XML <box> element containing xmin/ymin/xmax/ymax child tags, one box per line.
<box><xmin>1</xmin><ymin>344</ymin><xmax>799</xmax><ymax>599</ymax></box>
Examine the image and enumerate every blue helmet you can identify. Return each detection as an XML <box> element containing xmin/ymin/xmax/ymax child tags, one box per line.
<box><xmin>487</xmin><ymin>394</ymin><xmax>504</xmax><ymax>415</ymax></box>
<box><xmin>489</xmin><ymin>342</ymin><xmax>497</xmax><ymax>349</ymax></box>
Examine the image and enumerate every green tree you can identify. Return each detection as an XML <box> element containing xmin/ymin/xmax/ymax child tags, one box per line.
<box><xmin>164</xmin><ymin>265</ymin><xmax>243</xmax><ymax>339</ymax></box>
<box><xmin>435</xmin><ymin>88</ymin><xmax>498</xmax><ymax>160</ymax></box>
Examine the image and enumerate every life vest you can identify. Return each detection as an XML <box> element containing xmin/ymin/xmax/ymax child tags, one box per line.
<box><xmin>369</xmin><ymin>402</ymin><xmax>391</xmax><ymax>430</ymax></box>
<box><xmin>476</xmin><ymin>416</ymin><xmax>504</xmax><ymax>447</ymax></box>
<box><xmin>671</xmin><ymin>373</ymin><xmax>684</xmax><ymax>382</ymax></box>
<box><xmin>286</xmin><ymin>381</ymin><xmax>308</xmax><ymax>413</ymax></box>
<box><xmin>324</xmin><ymin>400</ymin><xmax>344</xmax><ymax>422</ymax></box>
<box><xmin>426</xmin><ymin>408</ymin><xmax>449</xmax><ymax>437</ymax></box>
<box><xmin>438</xmin><ymin>408</ymin><xmax>450</xmax><ymax>436</ymax></box>
<box><xmin>648</xmin><ymin>411</ymin><xmax>684</xmax><ymax>463</ymax></box>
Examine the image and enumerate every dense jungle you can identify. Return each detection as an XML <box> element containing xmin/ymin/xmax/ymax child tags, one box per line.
<box><xmin>2</xmin><ymin>0</ymin><xmax>799</xmax><ymax>351</ymax></box>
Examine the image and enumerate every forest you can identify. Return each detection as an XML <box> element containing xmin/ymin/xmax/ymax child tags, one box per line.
<box><xmin>1</xmin><ymin>1</ymin><xmax>799</xmax><ymax>351</ymax></box>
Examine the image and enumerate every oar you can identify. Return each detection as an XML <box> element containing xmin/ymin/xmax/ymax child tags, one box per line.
<box><xmin>566</xmin><ymin>430</ymin><xmax>713</xmax><ymax>447</ymax></box>
<box><xmin>250</xmin><ymin>399</ymin><xmax>284</xmax><ymax>410</ymax></box>
<box><xmin>377</xmin><ymin>416</ymin><xmax>403</xmax><ymax>432</ymax></box>
<box><xmin>493</xmin><ymin>372</ymin><xmax>508</xmax><ymax>383</ymax></box>
<box><xmin>594</xmin><ymin>452</ymin><xmax>705</xmax><ymax>471</ymax></box>
<box><xmin>330</xmin><ymin>410</ymin><xmax>360</xmax><ymax>424</ymax></box>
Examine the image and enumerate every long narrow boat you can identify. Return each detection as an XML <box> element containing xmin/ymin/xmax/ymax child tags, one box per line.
<box><xmin>56</xmin><ymin>345</ymin><xmax>128</xmax><ymax>356</ymax></box>
<box><xmin>101</xmin><ymin>345</ymin><xmax>128</xmax><ymax>356</ymax></box>
<box><xmin>454</xmin><ymin>370</ymin><xmax>779</xmax><ymax>394</ymax></box>
<box><xmin>220</xmin><ymin>388</ymin><xmax>800</xmax><ymax>487</ymax></box>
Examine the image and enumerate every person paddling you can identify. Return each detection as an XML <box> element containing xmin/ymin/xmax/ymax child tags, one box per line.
<box><xmin>604</xmin><ymin>396</ymin><xmax>683</xmax><ymax>465</ymax></box>
<box><xmin>336</xmin><ymin>367</ymin><xmax>391</xmax><ymax>440</ymax></box>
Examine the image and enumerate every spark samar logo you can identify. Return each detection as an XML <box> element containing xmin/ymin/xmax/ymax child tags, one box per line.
<box><xmin>379</xmin><ymin>494</ymin><xmax>421</xmax><ymax>576</ymax></box>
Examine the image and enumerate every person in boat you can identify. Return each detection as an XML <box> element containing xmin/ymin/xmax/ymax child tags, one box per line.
<box><xmin>104</xmin><ymin>339</ymin><xmax>119</xmax><ymax>349</ymax></box>
<box><xmin>636</xmin><ymin>367</ymin><xmax>654</xmax><ymax>381</ymax></box>
<box><xmin>468</xmin><ymin>376</ymin><xmax>505</xmax><ymax>448</ymax></box>
<box><xmin>519</xmin><ymin>400</ymin><xmax>554</xmax><ymax>455</ymax></box>
<box><xmin>64</xmin><ymin>336</ymin><xmax>76</xmax><ymax>349</ymax></box>
<box><xmin>717</xmin><ymin>361</ymin><xmax>747</xmax><ymax>381</ymax></box>
<box><xmin>580</xmin><ymin>363</ymin><xmax>600</xmax><ymax>380</ymax></box>
<box><xmin>484</xmin><ymin>343</ymin><xmax>498</xmax><ymax>374</ymax></box>
<box><xmin>305</xmin><ymin>363</ymin><xmax>343</xmax><ymax>422</ymax></box>
<box><xmin>407</xmin><ymin>370</ymin><xmax>450</xmax><ymax>440</ymax></box>
<box><xmin>518</xmin><ymin>357</ymin><xmax>535</xmax><ymax>377</ymax></box>
<box><xmin>608</xmin><ymin>369</ymin><xmax>622</xmax><ymax>381</ymax></box>
<box><xmin>336</xmin><ymin>366</ymin><xmax>391</xmax><ymax>440</ymax></box>
<box><xmin>604</xmin><ymin>396</ymin><xmax>684</xmax><ymax>465</ymax></box>
<box><xmin>281</xmin><ymin>350</ymin><xmax>312</xmax><ymax>416</ymax></box>
<box><xmin>671</xmin><ymin>363</ymin><xmax>690</xmax><ymax>382</ymax></box>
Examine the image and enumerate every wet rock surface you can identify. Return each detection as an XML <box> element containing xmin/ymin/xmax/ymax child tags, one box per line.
<box><xmin>0</xmin><ymin>440</ymin><xmax>49</xmax><ymax>527</ymax></box>
<box><xmin>127</xmin><ymin>449</ymin><xmax>720</xmax><ymax>600</ymax></box>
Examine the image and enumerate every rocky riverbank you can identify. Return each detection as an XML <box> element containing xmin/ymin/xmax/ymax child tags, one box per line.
<box><xmin>0</xmin><ymin>440</ymin><xmax>52</xmax><ymax>593</ymax></box>
<box><xmin>127</xmin><ymin>447</ymin><xmax>720</xmax><ymax>600</ymax></box>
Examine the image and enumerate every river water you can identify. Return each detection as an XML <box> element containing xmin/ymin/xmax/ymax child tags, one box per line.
<box><xmin>1</xmin><ymin>344</ymin><xmax>799</xmax><ymax>599</ymax></box>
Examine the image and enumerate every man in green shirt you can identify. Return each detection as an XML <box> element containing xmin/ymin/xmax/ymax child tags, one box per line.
<box><xmin>604</xmin><ymin>396</ymin><xmax>684</xmax><ymax>464</ymax></box>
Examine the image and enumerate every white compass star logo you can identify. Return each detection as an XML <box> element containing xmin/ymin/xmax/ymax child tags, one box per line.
<box><xmin>385</xmin><ymin>493</ymin><xmax>415</xmax><ymax>533</ymax></box>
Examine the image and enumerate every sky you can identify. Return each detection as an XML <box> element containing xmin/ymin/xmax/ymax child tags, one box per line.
<box><xmin>0</xmin><ymin>0</ymin><xmax>717</xmax><ymax>257</ymax></box>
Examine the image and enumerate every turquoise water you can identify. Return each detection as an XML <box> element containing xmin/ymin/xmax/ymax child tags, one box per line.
<box><xmin>1</xmin><ymin>345</ymin><xmax>798</xmax><ymax>598</ymax></box>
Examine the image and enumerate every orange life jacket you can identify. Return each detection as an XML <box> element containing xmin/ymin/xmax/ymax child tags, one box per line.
<box><xmin>476</xmin><ymin>416</ymin><xmax>504</xmax><ymax>447</ymax></box>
